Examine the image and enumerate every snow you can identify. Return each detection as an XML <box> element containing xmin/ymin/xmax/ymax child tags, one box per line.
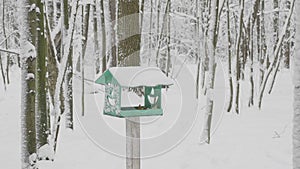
<box><xmin>0</xmin><ymin>62</ymin><xmax>293</xmax><ymax>169</ymax></box>
<box><xmin>26</xmin><ymin>73</ymin><xmax>35</xmax><ymax>80</ymax></box>
<box><xmin>21</xmin><ymin>41</ymin><xmax>36</xmax><ymax>59</ymax></box>
<box><xmin>29</xmin><ymin>153</ymin><xmax>37</xmax><ymax>166</ymax></box>
<box><xmin>37</xmin><ymin>144</ymin><xmax>54</xmax><ymax>161</ymax></box>
<box><xmin>98</xmin><ymin>66</ymin><xmax>174</xmax><ymax>87</ymax></box>
<box><xmin>35</xmin><ymin>7</ymin><xmax>40</xmax><ymax>14</ymax></box>
<box><xmin>29</xmin><ymin>4</ymin><xmax>36</xmax><ymax>12</ymax></box>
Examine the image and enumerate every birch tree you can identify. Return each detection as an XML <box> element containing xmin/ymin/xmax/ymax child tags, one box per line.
<box><xmin>201</xmin><ymin>0</ymin><xmax>219</xmax><ymax>144</ymax></box>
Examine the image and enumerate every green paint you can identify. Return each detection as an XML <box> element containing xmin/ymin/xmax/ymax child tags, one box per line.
<box><xmin>96</xmin><ymin>70</ymin><xmax>166</xmax><ymax>118</ymax></box>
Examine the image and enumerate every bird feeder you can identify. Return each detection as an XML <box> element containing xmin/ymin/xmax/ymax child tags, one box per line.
<box><xmin>95</xmin><ymin>66</ymin><xmax>173</xmax><ymax>118</ymax></box>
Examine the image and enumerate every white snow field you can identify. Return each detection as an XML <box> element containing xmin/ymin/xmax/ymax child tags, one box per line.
<box><xmin>0</xmin><ymin>62</ymin><xmax>292</xmax><ymax>169</ymax></box>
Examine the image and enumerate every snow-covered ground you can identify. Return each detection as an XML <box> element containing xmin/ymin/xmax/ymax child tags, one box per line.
<box><xmin>0</xmin><ymin>63</ymin><xmax>292</xmax><ymax>169</ymax></box>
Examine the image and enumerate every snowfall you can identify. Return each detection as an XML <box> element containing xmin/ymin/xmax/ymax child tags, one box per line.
<box><xmin>0</xmin><ymin>58</ymin><xmax>293</xmax><ymax>169</ymax></box>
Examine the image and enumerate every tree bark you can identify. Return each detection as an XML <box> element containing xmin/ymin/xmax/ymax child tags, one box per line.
<box><xmin>81</xmin><ymin>4</ymin><xmax>90</xmax><ymax>117</ymax></box>
<box><xmin>201</xmin><ymin>0</ymin><xmax>219</xmax><ymax>144</ymax></box>
<box><xmin>63</xmin><ymin>0</ymin><xmax>74</xmax><ymax>127</ymax></box>
<box><xmin>2</xmin><ymin>0</ymin><xmax>10</xmax><ymax>84</ymax></box>
<box><xmin>93</xmin><ymin>2</ymin><xmax>100</xmax><ymax>74</ymax></box>
<box><xmin>234</xmin><ymin>0</ymin><xmax>245</xmax><ymax>114</ymax></box>
<box><xmin>109</xmin><ymin>0</ymin><xmax>117</xmax><ymax>67</ymax></box>
<box><xmin>226</xmin><ymin>0</ymin><xmax>233</xmax><ymax>112</ymax></box>
<box><xmin>35</xmin><ymin>0</ymin><xmax>49</xmax><ymax>149</ymax></box>
<box><xmin>0</xmin><ymin>53</ymin><xmax>6</xmax><ymax>90</ymax></box>
<box><xmin>258</xmin><ymin>0</ymin><xmax>295</xmax><ymax>109</ymax></box>
<box><xmin>283</xmin><ymin>0</ymin><xmax>291</xmax><ymax>68</ymax></box>
<box><xmin>117</xmin><ymin>0</ymin><xmax>141</xmax><ymax>66</ymax></box>
<box><xmin>100</xmin><ymin>0</ymin><xmax>107</xmax><ymax>72</ymax></box>
<box><xmin>21</xmin><ymin>0</ymin><xmax>38</xmax><ymax>167</ymax></box>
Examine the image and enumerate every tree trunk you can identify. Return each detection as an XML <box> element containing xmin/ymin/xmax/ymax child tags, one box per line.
<box><xmin>53</xmin><ymin>0</ymin><xmax>80</xmax><ymax>152</ymax></box>
<box><xmin>165</xmin><ymin>0</ymin><xmax>171</xmax><ymax>76</ymax></box>
<box><xmin>155</xmin><ymin>0</ymin><xmax>161</xmax><ymax>66</ymax></box>
<box><xmin>259</xmin><ymin>0</ymin><xmax>267</xmax><ymax>86</ymax></box>
<box><xmin>283</xmin><ymin>0</ymin><xmax>291</xmax><ymax>68</ymax></box>
<box><xmin>63</xmin><ymin>0</ymin><xmax>74</xmax><ymax>127</ymax></box>
<box><xmin>35</xmin><ymin>0</ymin><xmax>49</xmax><ymax>149</ymax></box>
<box><xmin>81</xmin><ymin>4</ymin><xmax>90</xmax><ymax>117</ymax></box>
<box><xmin>194</xmin><ymin>0</ymin><xmax>200</xmax><ymax>98</ymax></box>
<box><xmin>21</xmin><ymin>0</ymin><xmax>38</xmax><ymax>167</ymax></box>
<box><xmin>93</xmin><ymin>2</ymin><xmax>100</xmax><ymax>74</ymax></box>
<box><xmin>201</xmin><ymin>0</ymin><xmax>219</xmax><ymax>144</ymax></box>
<box><xmin>2</xmin><ymin>0</ymin><xmax>10</xmax><ymax>84</ymax></box>
<box><xmin>234</xmin><ymin>0</ymin><xmax>245</xmax><ymax>114</ymax></box>
<box><xmin>247</xmin><ymin>0</ymin><xmax>260</xmax><ymax>107</ymax></box>
<box><xmin>258</xmin><ymin>0</ymin><xmax>295</xmax><ymax>109</ymax></box>
<box><xmin>273</xmin><ymin>0</ymin><xmax>279</xmax><ymax>51</ymax></box>
<box><xmin>44</xmin><ymin>4</ymin><xmax>59</xmax><ymax>108</ymax></box>
<box><xmin>155</xmin><ymin>0</ymin><xmax>170</xmax><ymax>70</ymax></box>
<box><xmin>117</xmin><ymin>0</ymin><xmax>141</xmax><ymax>66</ymax></box>
<box><xmin>0</xmin><ymin>53</ymin><xmax>6</xmax><ymax>90</ymax></box>
<box><xmin>148</xmin><ymin>0</ymin><xmax>153</xmax><ymax>65</ymax></box>
<box><xmin>226</xmin><ymin>0</ymin><xmax>233</xmax><ymax>112</ymax></box>
<box><xmin>100</xmin><ymin>0</ymin><xmax>107</xmax><ymax>72</ymax></box>
<box><xmin>109</xmin><ymin>0</ymin><xmax>117</xmax><ymax>67</ymax></box>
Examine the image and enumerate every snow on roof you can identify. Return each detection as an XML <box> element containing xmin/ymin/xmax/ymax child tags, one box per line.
<box><xmin>96</xmin><ymin>66</ymin><xmax>173</xmax><ymax>87</ymax></box>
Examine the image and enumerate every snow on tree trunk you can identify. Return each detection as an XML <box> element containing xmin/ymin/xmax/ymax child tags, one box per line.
<box><xmin>63</xmin><ymin>0</ymin><xmax>73</xmax><ymax>128</ymax></box>
<box><xmin>109</xmin><ymin>0</ymin><xmax>117</xmax><ymax>67</ymax></box>
<box><xmin>92</xmin><ymin>2</ymin><xmax>100</xmax><ymax>74</ymax></box>
<box><xmin>20</xmin><ymin>0</ymin><xmax>38</xmax><ymax>168</ymax></box>
<box><xmin>283</xmin><ymin>0</ymin><xmax>291</xmax><ymax>69</ymax></box>
<box><xmin>52</xmin><ymin>0</ymin><xmax>79</xmax><ymax>151</ymax></box>
<box><xmin>35</xmin><ymin>0</ymin><xmax>49</xmax><ymax>150</ymax></box>
<box><xmin>201</xmin><ymin>0</ymin><xmax>219</xmax><ymax>144</ymax></box>
<box><xmin>226</xmin><ymin>0</ymin><xmax>233</xmax><ymax>112</ymax></box>
<box><xmin>293</xmin><ymin>1</ymin><xmax>300</xmax><ymax>168</ymax></box>
<box><xmin>2</xmin><ymin>0</ymin><xmax>10</xmax><ymax>85</ymax></box>
<box><xmin>0</xmin><ymin>52</ymin><xmax>6</xmax><ymax>90</ymax></box>
<box><xmin>100</xmin><ymin>0</ymin><xmax>107</xmax><ymax>72</ymax></box>
<box><xmin>234</xmin><ymin>0</ymin><xmax>244</xmax><ymax>114</ymax></box>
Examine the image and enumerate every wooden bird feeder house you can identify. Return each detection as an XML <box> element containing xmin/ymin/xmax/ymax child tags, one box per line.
<box><xmin>95</xmin><ymin>66</ymin><xmax>173</xmax><ymax>118</ymax></box>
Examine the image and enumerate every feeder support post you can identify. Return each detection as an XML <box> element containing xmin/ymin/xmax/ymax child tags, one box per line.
<box><xmin>126</xmin><ymin>117</ymin><xmax>140</xmax><ymax>169</ymax></box>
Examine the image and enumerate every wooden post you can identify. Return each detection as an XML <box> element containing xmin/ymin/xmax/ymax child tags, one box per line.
<box><xmin>126</xmin><ymin>117</ymin><xmax>140</xmax><ymax>169</ymax></box>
